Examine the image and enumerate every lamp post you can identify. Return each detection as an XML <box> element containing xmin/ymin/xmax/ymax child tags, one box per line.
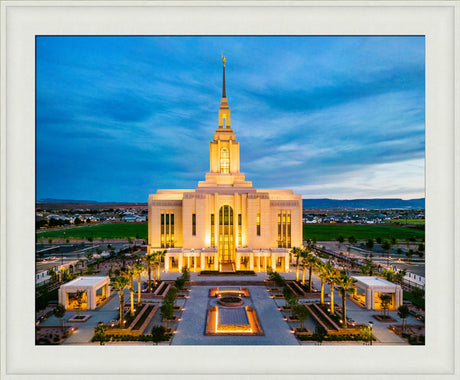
<box><xmin>368</xmin><ymin>321</ymin><xmax>374</xmax><ymax>345</ymax></box>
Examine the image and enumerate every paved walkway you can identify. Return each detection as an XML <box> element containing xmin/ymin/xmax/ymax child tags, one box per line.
<box><xmin>38</xmin><ymin>268</ymin><xmax>422</xmax><ymax>345</ymax></box>
<box><xmin>171</xmin><ymin>286</ymin><xmax>299</xmax><ymax>345</ymax></box>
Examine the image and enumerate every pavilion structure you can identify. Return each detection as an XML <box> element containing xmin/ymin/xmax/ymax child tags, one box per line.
<box><xmin>351</xmin><ymin>276</ymin><xmax>403</xmax><ymax>311</ymax></box>
<box><xmin>58</xmin><ymin>276</ymin><xmax>111</xmax><ymax>310</ymax></box>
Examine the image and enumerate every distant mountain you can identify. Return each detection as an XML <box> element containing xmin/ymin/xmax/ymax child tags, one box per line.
<box><xmin>302</xmin><ymin>198</ymin><xmax>425</xmax><ymax>210</ymax></box>
<box><xmin>37</xmin><ymin>198</ymin><xmax>101</xmax><ymax>204</ymax></box>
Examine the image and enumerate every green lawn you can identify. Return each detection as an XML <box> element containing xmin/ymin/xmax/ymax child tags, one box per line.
<box><xmin>37</xmin><ymin>222</ymin><xmax>424</xmax><ymax>242</ymax></box>
<box><xmin>390</xmin><ymin>219</ymin><xmax>425</xmax><ymax>225</ymax></box>
<box><xmin>36</xmin><ymin>223</ymin><xmax>148</xmax><ymax>240</ymax></box>
<box><xmin>303</xmin><ymin>224</ymin><xmax>425</xmax><ymax>241</ymax></box>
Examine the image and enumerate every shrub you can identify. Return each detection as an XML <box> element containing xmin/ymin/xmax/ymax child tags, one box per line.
<box><xmin>175</xmin><ymin>277</ymin><xmax>186</xmax><ymax>290</ymax></box>
<box><xmin>151</xmin><ymin>325</ymin><xmax>167</xmax><ymax>345</ymax></box>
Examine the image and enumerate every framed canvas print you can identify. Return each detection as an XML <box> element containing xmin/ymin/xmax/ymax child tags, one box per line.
<box><xmin>1</xmin><ymin>1</ymin><xmax>458</xmax><ymax>379</ymax></box>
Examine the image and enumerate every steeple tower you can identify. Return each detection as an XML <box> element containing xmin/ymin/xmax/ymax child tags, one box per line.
<box><xmin>197</xmin><ymin>56</ymin><xmax>253</xmax><ymax>189</ymax></box>
<box><xmin>218</xmin><ymin>55</ymin><xmax>231</xmax><ymax>129</ymax></box>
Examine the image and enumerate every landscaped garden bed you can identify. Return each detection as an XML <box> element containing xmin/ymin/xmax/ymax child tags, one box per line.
<box><xmin>199</xmin><ymin>270</ymin><xmax>256</xmax><ymax>276</ymax></box>
<box><xmin>297</xmin><ymin>333</ymin><xmax>374</xmax><ymax>342</ymax></box>
<box><xmin>36</xmin><ymin>325</ymin><xmax>76</xmax><ymax>345</ymax></box>
<box><xmin>390</xmin><ymin>324</ymin><xmax>425</xmax><ymax>345</ymax></box>
<box><xmin>162</xmin><ymin>315</ymin><xmax>180</xmax><ymax>324</ymax></box>
<box><xmin>217</xmin><ymin>296</ymin><xmax>244</xmax><ymax>307</ymax></box>
<box><xmin>373</xmin><ymin>314</ymin><xmax>396</xmax><ymax>323</ymax></box>
<box><xmin>68</xmin><ymin>315</ymin><xmax>91</xmax><ymax>323</ymax></box>
<box><xmin>293</xmin><ymin>327</ymin><xmax>311</xmax><ymax>336</ymax></box>
<box><xmin>93</xmin><ymin>332</ymin><xmax>172</xmax><ymax>343</ymax></box>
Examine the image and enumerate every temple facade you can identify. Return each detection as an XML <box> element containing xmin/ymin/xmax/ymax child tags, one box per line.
<box><xmin>147</xmin><ymin>58</ymin><xmax>302</xmax><ymax>272</ymax></box>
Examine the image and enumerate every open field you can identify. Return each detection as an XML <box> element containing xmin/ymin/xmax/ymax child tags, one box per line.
<box><xmin>303</xmin><ymin>224</ymin><xmax>425</xmax><ymax>241</ymax></box>
<box><xmin>36</xmin><ymin>223</ymin><xmax>148</xmax><ymax>240</ymax></box>
<box><xmin>37</xmin><ymin>222</ymin><xmax>424</xmax><ymax>242</ymax></box>
<box><xmin>390</xmin><ymin>219</ymin><xmax>425</xmax><ymax>225</ymax></box>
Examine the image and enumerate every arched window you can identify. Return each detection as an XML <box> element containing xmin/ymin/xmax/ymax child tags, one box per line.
<box><xmin>220</xmin><ymin>147</ymin><xmax>229</xmax><ymax>173</ymax></box>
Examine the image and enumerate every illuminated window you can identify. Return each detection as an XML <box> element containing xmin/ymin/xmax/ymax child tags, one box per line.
<box><xmin>238</xmin><ymin>213</ymin><xmax>242</xmax><ymax>247</ymax></box>
<box><xmin>256</xmin><ymin>213</ymin><xmax>261</xmax><ymax>236</ymax></box>
<box><xmin>277</xmin><ymin>210</ymin><xmax>291</xmax><ymax>248</ymax></box>
<box><xmin>211</xmin><ymin>213</ymin><xmax>215</xmax><ymax>247</ymax></box>
<box><xmin>161</xmin><ymin>211</ymin><xmax>174</xmax><ymax>248</ymax></box>
<box><xmin>220</xmin><ymin>147</ymin><xmax>229</xmax><ymax>173</ymax></box>
<box><xmin>219</xmin><ymin>205</ymin><xmax>234</xmax><ymax>263</ymax></box>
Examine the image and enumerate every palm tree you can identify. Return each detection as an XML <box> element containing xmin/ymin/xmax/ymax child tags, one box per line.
<box><xmin>306</xmin><ymin>255</ymin><xmax>318</xmax><ymax>292</ymax></box>
<box><xmin>110</xmin><ymin>275</ymin><xmax>129</xmax><ymax>328</ymax></box>
<box><xmin>153</xmin><ymin>250</ymin><xmax>166</xmax><ymax>283</ymax></box>
<box><xmin>47</xmin><ymin>268</ymin><xmax>57</xmax><ymax>283</ymax></box>
<box><xmin>300</xmin><ymin>251</ymin><xmax>309</xmax><ymax>286</ymax></box>
<box><xmin>291</xmin><ymin>247</ymin><xmax>302</xmax><ymax>282</ymax></box>
<box><xmin>143</xmin><ymin>252</ymin><xmax>156</xmax><ymax>293</ymax></box>
<box><xmin>124</xmin><ymin>266</ymin><xmax>136</xmax><ymax>316</ymax></box>
<box><xmin>335</xmin><ymin>272</ymin><xmax>357</xmax><ymax>328</ymax></box>
<box><xmin>316</xmin><ymin>261</ymin><xmax>328</xmax><ymax>305</ymax></box>
<box><xmin>133</xmin><ymin>262</ymin><xmax>145</xmax><ymax>307</ymax></box>
<box><xmin>324</xmin><ymin>263</ymin><xmax>339</xmax><ymax>314</ymax></box>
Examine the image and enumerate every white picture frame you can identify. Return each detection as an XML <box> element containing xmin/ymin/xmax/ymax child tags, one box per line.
<box><xmin>1</xmin><ymin>1</ymin><xmax>458</xmax><ymax>379</ymax></box>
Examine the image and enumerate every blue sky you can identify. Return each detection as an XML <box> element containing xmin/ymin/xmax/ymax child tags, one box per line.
<box><xmin>36</xmin><ymin>36</ymin><xmax>425</xmax><ymax>202</ymax></box>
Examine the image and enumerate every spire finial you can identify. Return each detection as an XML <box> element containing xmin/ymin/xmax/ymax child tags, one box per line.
<box><xmin>221</xmin><ymin>55</ymin><xmax>226</xmax><ymax>98</ymax></box>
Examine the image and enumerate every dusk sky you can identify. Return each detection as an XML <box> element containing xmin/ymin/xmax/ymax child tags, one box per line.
<box><xmin>36</xmin><ymin>36</ymin><xmax>425</xmax><ymax>202</ymax></box>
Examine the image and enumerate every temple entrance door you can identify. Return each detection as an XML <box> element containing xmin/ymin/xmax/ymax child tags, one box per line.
<box><xmin>218</xmin><ymin>205</ymin><xmax>234</xmax><ymax>271</ymax></box>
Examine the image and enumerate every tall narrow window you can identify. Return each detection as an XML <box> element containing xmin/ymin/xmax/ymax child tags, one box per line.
<box><xmin>211</xmin><ymin>213</ymin><xmax>215</xmax><ymax>247</ymax></box>
<box><xmin>192</xmin><ymin>213</ymin><xmax>196</xmax><ymax>236</ymax></box>
<box><xmin>256</xmin><ymin>213</ymin><xmax>261</xmax><ymax>236</ymax></box>
<box><xmin>277</xmin><ymin>210</ymin><xmax>291</xmax><ymax>248</ymax></box>
<box><xmin>220</xmin><ymin>147</ymin><xmax>229</xmax><ymax>173</ymax></box>
<box><xmin>238</xmin><ymin>213</ymin><xmax>242</xmax><ymax>247</ymax></box>
<box><xmin>161</xmin><ymin>211</ymin><xmax>174</xmax><ymax>248</ymax></box>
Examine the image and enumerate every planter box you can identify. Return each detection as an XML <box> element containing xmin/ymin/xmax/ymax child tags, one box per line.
<box><xmin>68</xmin><ymin>315</ymin><xmax>91</xmax><ymax>323</ymax></box>
<box><xmin>162</xmin><ymin>315</ymin><xmax>180</xmax><ymax>324</ymax></box>
<box><xmin>293</xmin><ymin>327</ymin><xmax>311</xmax><ymax>336</ymax></box>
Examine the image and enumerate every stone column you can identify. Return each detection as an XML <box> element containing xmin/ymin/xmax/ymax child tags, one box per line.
<box><xmin>193</xmin><ymin>255</ymin><xmax>197</xmax><ymax>272</ymax></box>
<box><xmin>200</xmin><ymin>252</ymin><xmax>205</xmax><ymax>271</ymax></box>
<box><xmin>249</xmin><ymin>254</ymin><xmax>254</xmax><ymax>271</ymax></box>
<box><xmin>164</xmin><ymin>254</ymin><xmax>170</xmax><ymax>272</ymax></box>
<box><xmin>366</xmin><ymin>288</ymin><xmax>373</xmax><ymax>310</ymax></box>
<box><xmin>235</xmin><ymin>251</ymin><xmax>240</xmax><ymax>270</ymax></box>
<box><xmin>271</xmin><ymin>254</ymin><xmax>276</xmax><ymax>271</ymax></box>
<box><xmin>284</xmin><ymin>253</ymin><xmax>289</xmax><ymax>272</ymax></box>
<box><xmin>178</xmin><ymin>254</ymin><xmax>183</xmax><ymax>272</ymax></box>
<box><xmin>257</xmin><ymin>255</ymin><xmax>261</xmax><ymax>272</ymax></box>
<box><xmin>89</xmin><ymin>289</ymin><xmax>96</xmax><ymax>310</ymax></box>
<box><xmin>214</xmin><ymin>252</ymin><xmax>219</xmax><ymax>271</ymax></box>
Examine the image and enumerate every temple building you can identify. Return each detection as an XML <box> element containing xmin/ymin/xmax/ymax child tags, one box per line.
<box><xmin>147</xmin><ymin>57</ymin><xmax>302</xmax><ymax>272</ymax></box>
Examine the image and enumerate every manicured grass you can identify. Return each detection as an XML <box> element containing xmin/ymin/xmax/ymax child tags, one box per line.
<box><xmin>391</xmin><ymin>219</ymin><xmax>425</xmax><ymax>225</ymax></box>
<box><xmin>36</xmin><ymin>223</ymin><xmax>148</xmax><ymax>240</ymax></box>
<box><xmin>303</xmin><ymin>224</ymin><xmax>424</xmax><ymax>241</ymax></box>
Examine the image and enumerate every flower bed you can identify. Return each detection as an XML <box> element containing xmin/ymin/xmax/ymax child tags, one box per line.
<box><xmin>200</xmin><ymin>270</ymin><xmax>256</xmax><ymax>276</ymax></box>
<box><xmin>298</xmin><ymin>334</ymin><xmax>371</xmax><ymax>342</ymax></box>
<box><xmin>68</xmin><ymin>315</ymin><xmax>91</xmax><ymax>323</ymax></box>
<box><xmin>217</xmin><ymin>296</ymin><xmax>243</xmax><ymax>307</ymax></box>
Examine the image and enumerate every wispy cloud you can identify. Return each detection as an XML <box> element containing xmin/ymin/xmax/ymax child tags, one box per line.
<box><xmin>36</xmin><ymin>36</ymin><xmax>425</xmax><ymax>201</ymax></box>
